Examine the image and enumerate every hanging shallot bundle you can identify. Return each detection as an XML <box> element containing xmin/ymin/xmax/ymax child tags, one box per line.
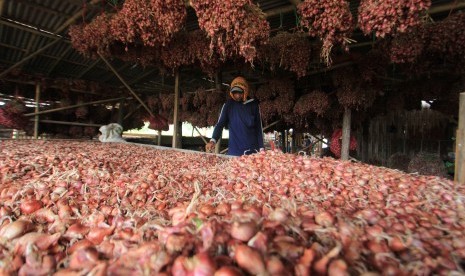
<box><xmin>259</xmin><ymin>32</ymin><xmax>312</xmax><ymax>78</ymax></box>
<box><xmin>188</xmin><ymin>30</ymin><xmax>222</xmax><ymax>76</ymax></box>
<box><xmin>293</xmin><ymin>90</ymin><xmax>330</xmax><ymax>117</ymax></box>
<box><xmin>160</xmin><ymin>32</ymin><xmax>192</xmax><ymax>72</ymax></box>
<box><xmin>69</xmin><ymin>13</ymin><xmax>115</xmax><ymax>58</ymax></box>
<box><xmin>298</xmin><ymin>0</ymin><xmax>354</xmax><ymax>65</ymax></box>
<box><xmin>333</xmin><ymin>68</ymin><xmax>377</xmax><ymax>110</ymax></box>
<box><xmin>358</xmin><ymin>0</ymin><xmax>431</xmax><ymax>38</ymax></box>
<box><xmin>191</xmin><ymin>0</ymin><xmax>270</xmax><ymax>64</ymax></box>
<box><xmin>112</xmin><ymin>0</ymin><xmax>187</xmax><ymax>47</ymax></box>
<box><xmin>389</xmin><ymin>27</ymin><xmax>425</xmax><ymax>63</ymax></box>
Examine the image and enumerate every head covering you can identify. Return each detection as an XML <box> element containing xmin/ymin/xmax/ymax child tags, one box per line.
<box><xmin>230</xmin><ymin>76</ymin><xmax>249</xmax><ymax>101</ymax></box>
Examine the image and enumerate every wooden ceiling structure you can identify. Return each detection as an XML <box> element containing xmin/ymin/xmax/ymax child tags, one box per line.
<box><xmin>0</xmin><ymin>0</ymin><xmax>464</xmax><ymax>103</ymax></box>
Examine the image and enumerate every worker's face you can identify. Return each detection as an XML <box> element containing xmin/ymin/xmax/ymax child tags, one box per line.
<box><xmin>232</xmin><ymin>92</ymin><xmax>244</xmax><ymax>102</ymax></box>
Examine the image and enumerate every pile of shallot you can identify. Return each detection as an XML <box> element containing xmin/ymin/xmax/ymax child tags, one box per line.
<box><xmin>0</xmin><ymin>140</ymin><xmax>464</xmax><ymax>275</ymax></box>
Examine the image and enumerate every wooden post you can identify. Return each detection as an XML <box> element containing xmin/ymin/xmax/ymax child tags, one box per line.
<box><xmin>25</xmin><ymin>97</ymin><xmax>127</xmax><ymax>117</ymax></box>
<box><xmin>215</xmin><ymin>71</ymin><xmax>222</xmax><ymax>153</ymax></box>
<box><xmin>455</xmin><ymin>92</ymin><xmax>465</xmax><ymax>183</ymax></box>
<box><xmin>33</xmin><ymin>82</ymin><xmax>40</xmax><ymax>139</ymax></box>
<box><xmin>341</xmin><ymin>107</ymin><xmax>351</xmax><ymax>160</ymax></box>
<box><xmin>172</xmin><ymin>71</ymin><xmax>180</xmax><ymax>148</ymax></box>
<box><xmin>157</xmin><ymin>131</ymin><xmax>162</xmax><ymax>146</ymax></box>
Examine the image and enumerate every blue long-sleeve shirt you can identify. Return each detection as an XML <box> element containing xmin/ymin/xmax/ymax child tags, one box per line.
<box><xmin>211</xmin><ymin>98</ymin><xmax>264</xmax><ymax>156</ymax></box>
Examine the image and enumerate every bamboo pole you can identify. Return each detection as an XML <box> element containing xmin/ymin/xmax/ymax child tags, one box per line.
<box><xmin>341</xmin><ymin>107</ymin><xmax>352</xmax><ymax>161</ymax></box>
<box><xmin>455</xmin><ymin>92</ymin><xmax>465</xmax><ymax>183</ymax></box>
<box><xmin>33</xmin><ymin>82</ymin><xmax>40</xmax><ymax>139</ymax></box>
<box><xmin>172</xmin><ymin>71</ymin><xmax>180</xmax><ymax>148</ymax></box>
<box><xmin>99</xmin><ymin>53</ymin><xmax>154</xmax><ymax>117</ymax></box>
<box><xmin>24</xmin><ymin>97</ymin><xmax>127</xmax><ymax>117</ymax></box>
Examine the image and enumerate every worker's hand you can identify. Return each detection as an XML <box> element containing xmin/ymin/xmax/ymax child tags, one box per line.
<box><xmin>205</xmin><ymin>141</ymin><xmax>215</xmax><ymax>153</ymax></box>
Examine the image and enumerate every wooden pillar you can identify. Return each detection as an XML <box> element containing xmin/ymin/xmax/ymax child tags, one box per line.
<box><xmin>33</xmin><ymin>82</ymin><xmax>40</xmax><ymax>139</ymax></box>
<box><xmin>341</xmin><ymin>107</ymin><xmax>351</xmax><ymax>160</ymax></box>
<box><xmin>455</xmin><ymin>92</ymin><xmax>465</xmax><ymax>183</ymax></box>
<box><xmin>214</xmin><ymin>71</ymin><xmax>222</xmax><ymax>153</ymax></box>
<box><xmin>172</xmin><ymin>71</ymin><xmax>181</xmax><ymax>148</ymax></box>
<box><xmin>157</xmin><ymin>131</ymin><xmax>162</xmax><ymax>146</ymax></box>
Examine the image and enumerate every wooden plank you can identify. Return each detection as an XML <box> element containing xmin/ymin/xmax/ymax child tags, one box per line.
<box><xmin>455</xmin><ymin>92</ymin><xmax>465</xmax><ymax>183</ymax></box>
<box><xmin>341</xmin><ymin>107</ymin><xmax>351</xmax><ymax>160</ymax></box>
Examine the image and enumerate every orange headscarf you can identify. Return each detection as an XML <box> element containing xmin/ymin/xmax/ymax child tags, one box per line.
<box><xmin>229</xmin><ymin>76</ymin><xmax>249</xmax><ymax>101</ymax></box>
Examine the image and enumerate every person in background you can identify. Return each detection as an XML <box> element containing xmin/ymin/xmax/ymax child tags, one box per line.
<box><xmin>205</xmin><ymin>76</ymin><xmax>264</xmax><ymax>156</ymax></box>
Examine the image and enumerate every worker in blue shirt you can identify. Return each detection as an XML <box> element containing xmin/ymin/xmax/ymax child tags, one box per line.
<box><xmin>206</xmin><ymin>76</ymin><xmax>264</xmax><ymax>156</ymax></box>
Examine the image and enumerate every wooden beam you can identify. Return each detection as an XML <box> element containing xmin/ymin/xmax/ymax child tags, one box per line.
<box><xmin>128</xmin><ymin>69</ymin><xmax>158</xmax><ymax>85</ymax></box>
<box><xmin>0</xmin><ymin>0</ymin><xmax>4</xmax><ymax>15</ymax></box>
<box><xmin>307</xmin><ymin>61</ymin><xmax>354</xmax><ymax>76</ymax></box>
<box><xmin>3</xmin><ymin>78</ymin><xmax>102</xmax><ymax>95</ymax></box>
<box><xmin>429</xmin><ymin>1</ymin><xmax>465</xmax><ymax>14</ymax></box>
<box><xmin>99</xmin><ymin>53</ymin><xmax>154</xmax><ymax>117</ymax></box>
<box><xmin>0</xmin><ymin>18</ymin><xmax>64</xmax><ymax>40</ymax></box>
<box><xmin>14</xmin><ymin>0</ymin><xmax>67</xmax><ymax>17</ymax></box>
<box><xmin>24</xmin><ymin>96</ymin><xmax>127</xmax><ymax>117</ymax></box>
<box><xmin>22</xmin><ymin>37</ymin><xmax>42</xmax><ymax>68</ymax></box>
<box><xmin>47</xmin><ymin>46</ymin><xmax>74</xmax><ymax>76</ymax></box>
<box><xmin>36</xmin><ymin>119</ymin><xmax>100</xmax><ymax>127</ymax></box>
<box><xmin>0</xmin><ymin>0</ymin><xmax>99</xmax><ymax>76</ymax></box>
<box><xmin>172</xmin><ymin>71</ymin><xmax>180</xmax><ymax>148</ymax></box>
<box><xmin>102</xmin><ymin>63</ymin><xmax>131</xmax><ymax>82</ymax></box>
<box><xmin>455</xmin><ymin>92</ymin><xmax>465</xmax><ymax>183</ymax></box>
<box><xmin>341</xmin><ymin>107</ymin><xmax>351</xmax><ymax>161</ymax></box>
<box><xmin>55</xmin><ymin>0</ymin><xmax>101</xmax><ymax>34</ymax></box>
<box><xmin>34</xmin><ymin>82</ymin><xmax>41</xmax><ymax>139</ymax></box>
<box><xmin>76</xmin><ymin>59</ymin><xmax>101</xmax><ymax>78</ymax></box>
<box><xmin>0</xmin><ymin>42</ymin><xmax>26</xmax><ymax>52</ymax></box>
<box><xmin>0</xmin><ymin>38</ymin><xmax>64</xmax><ymax>78</ymax></box>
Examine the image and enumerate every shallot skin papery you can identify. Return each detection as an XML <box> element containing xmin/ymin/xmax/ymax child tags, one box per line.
<box><xmin>0</xmin><ymin>140</ymin><xmax>464</xmax><ymax>275</ymax></box>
